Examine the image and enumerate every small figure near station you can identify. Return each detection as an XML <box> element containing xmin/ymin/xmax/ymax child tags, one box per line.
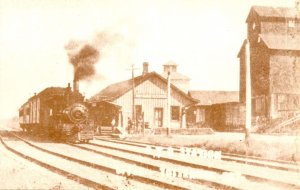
<box><xmin>127</xmin><ymin>117</ymin><xmax>133</xmax><ymax>134</ymax></box>
<box><xmin>136</xmin><ymin>115</ymin><xmax>143</xmax><ymax>134</ymax></box>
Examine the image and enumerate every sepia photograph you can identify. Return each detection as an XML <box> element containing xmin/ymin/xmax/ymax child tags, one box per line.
<box><xmin>0</xmin><ymin>0</ymin><xmax>299</xmax><ymax>189</ymax></box>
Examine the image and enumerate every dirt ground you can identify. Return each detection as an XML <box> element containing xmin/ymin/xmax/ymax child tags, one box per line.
<box><xmin>0</xmin><ymin>142</ymin><xmax>91</xmax><ymax>190</ymax></box>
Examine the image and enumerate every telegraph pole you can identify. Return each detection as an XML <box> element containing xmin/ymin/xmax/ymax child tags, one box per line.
<box><xmin>131</xmin><ymin>64</ymin><xmax>136</xmax><ymax>131</ymax></box>
<box><xmin>245</xmin><ymin>39</ymin><xmax>252</xmax><ymax>144</ymax></box>
<box><xmin>126</xmin><ymin>64</ymin><xmax>140</xmax><ymax>133</ymax></box>
<box><xmin>167</xmin><ymin>71</ymin><xmax>171</xmax><ymax>136</ymax></box>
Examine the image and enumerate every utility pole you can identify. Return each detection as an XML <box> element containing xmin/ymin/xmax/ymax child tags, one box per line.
<box><xmin>131</xmin><ymin>64</ymin><xmax>136</xmax><ymax>131</ymax></box>
<box><xmin>245</xmin><ymin>39</ymin><xmax>252</xmax><ymax>144</ymax></box>
<box><xmin>167</xmin><ymin>71</ymin><xmax>171</xmax><ymax>136</ymax></box>
<box><xmin>126</xmin><ymin>64</ymin><xmax>140</xmax><ymax>133</ymax></box>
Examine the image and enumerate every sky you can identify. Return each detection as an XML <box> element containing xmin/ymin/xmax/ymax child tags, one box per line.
<box><xmin>0</xmin><ymin>0</ymin><xmax>296</xmax><ymax>120</ymax></box>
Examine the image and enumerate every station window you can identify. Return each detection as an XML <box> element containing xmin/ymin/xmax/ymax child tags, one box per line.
<box><xmin>171</xmin><ymin>106</ymin><xmax>180</xmax><ymax>120</ymax></box>
<box><xmin>135</xmin><ymin>105</ymin><xmax>142</xmax><ymax>117</ymax></box>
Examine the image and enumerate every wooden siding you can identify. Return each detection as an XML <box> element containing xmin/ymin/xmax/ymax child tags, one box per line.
<box><xmin>251</xmin><ymin>43</ymin><xmax>270</xmax><ymax>97</ymax></box>
<box><xmin>37</xmin><ymin>98</ymin><xmax>40</xmax><ymax>123</ymax></box>
<box><xmin>209</xmin><ymin>103</ymin><xmax>245</xmax><ymax>131</ymax></box>
<box><xmin>261</xmin><ymin>21</ymin><xmax>300</xmax><ymax>35</ymax></box>
<box><xmin>247</xmin><ymin>13</ymin><xmax>261</xmax><ymax>45</ymax></box>
<box><xmin>170</xmin><ymin>79</ymin><xmax>189</xmax><ymax>93</ymax></box>
<box><xmin>187</xmin><ymin>103</ymin><xmax>245</xmax><ymax>131</ymax></box>
<box><xmin>242</xmin><ymin>7</ymin><xmax>300</xmax><ymax>120</ymax></box>
<box><xmin>239</xmin><ymin>42</ymin><xmax>270</xmax><ymax>102</ymax></box>
<box><xmin>241</xmin><ymin>18</ymin><xmax>272</xmax><ymax>109</ymax></box>
<box><xmin>239</xmin><ymin>50</ymin><xmax>246</xmax><ymax>103</ymax></box>
<box><xmin>25</xmin><ymin>97</ymin><xmax>40</xmax><ymax>124</ymax></box>
<box><xmin>270</xmin><ymin>52</ymin><xmax>300</xmax><ymax>94</ymax></box>
<box><xmin>247</xmin><ymin>11</ymin><xmax>300</xmax><ymax>37</ymax></box>
<box><xmin>186</xmin><ymin>106</ymin><xmax>207</xmax><ymax>127</ymax></box>
<box><xmin>114</xmin><ymin>77</ymin><xmax>193</xmax><ymax>128</ymax></box>
<box><xmin>33</xmin><ymin>100</ymin><xmax>36</xmax><ymax>123</ymax></box>
<box><xmin>269</xmin><ymin>93</ymin><xmax>300</xmax><ymax>119</ymax></box>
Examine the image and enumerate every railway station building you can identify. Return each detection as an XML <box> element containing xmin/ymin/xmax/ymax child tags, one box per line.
<box><xmin>90</xmin><ymin>62</ymin><xmax>198</xmax><ymax>133</ymax></box>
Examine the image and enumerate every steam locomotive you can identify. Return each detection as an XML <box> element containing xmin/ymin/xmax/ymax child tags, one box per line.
<box><xmin>19</xmin><ymin>80</ymin><xmax>94</xmax><ymax>142</ymax></box>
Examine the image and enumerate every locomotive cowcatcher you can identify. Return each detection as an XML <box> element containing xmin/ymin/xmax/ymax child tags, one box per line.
<box><xmin>19</xmin><ymin>81</ymin><xmax>94</xmax><ymax>142</ymax></box>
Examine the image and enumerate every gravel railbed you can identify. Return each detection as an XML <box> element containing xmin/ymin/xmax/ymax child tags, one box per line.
<box><xmin>78</xmin><ymin>142</ymin><xmax>293</xmax><ymax>190</ymax></box>
<box><xmin>0</xmin><ymin>141</ymin><xmax>91</xmax><ymax>190</ymax></box>
<box><xmin>91</xmin><ymin>139</ymin><xmax>300</xmax><ymax>188</ymax></box>
<box><xmin>4</xmin><ymin>140</ymin><xmax>162</xmax><ymax>190</ymax></box>
<box><xmin>11</xmin><ymin>132</ymin><xmax>211</xmax><ymax>190</ymax></box>
<box><xmin>29</xmin><ymin>142</ymin><xmax>208</xmax><ymax>190</ymax></box>
<box><xmin>97</xmin><ymin>137</ymin><xmax>299</xmax><ymax>171</ymax></box>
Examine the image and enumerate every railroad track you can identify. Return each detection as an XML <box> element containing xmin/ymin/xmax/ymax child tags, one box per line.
<box><xmin>70</xmin><ymin>143</ymin><xmax>239</xmax><ymax>190</ymax></box>
<box><xmin>94</xmin><ymin>136</ymin><xmax>299</xmax><ymax>171</ymax></box>
<box><xmin>72</xmin><ymin>142</ymin><xmax>295</xmax><ymax>190</ymax></box>
<box><xmin>2</xmin><ymin>131</ymin><xmax>299</xmax><ymax>190</ymax></box>
<box><xmin>1</xmin><ymin>131</ymin><xmax>208</xmax><ymax>190</ymax></box>
<box><xmin>91</xmin><ymin>136</ymin><xmax>300</xmax><ymax>189</ymax></box>
<box><xmin>0</xmin><ymin>132</ymin><xmax>113</xmax><ymax>190</ymax></box>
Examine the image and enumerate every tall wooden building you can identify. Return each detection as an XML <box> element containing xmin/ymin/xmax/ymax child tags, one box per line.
<box><xmin>90</xmin><ymin>63</ymin><xmax>197</xmax><ymax>129</ymax></box>
<box><xmin>238</xmin><ymin>5</ymin><xmax>300</xmax><ymax>120</ymax></box>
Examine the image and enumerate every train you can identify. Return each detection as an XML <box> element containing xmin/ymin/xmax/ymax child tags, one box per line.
<box><xmin>18</xmin><ymin>80</ymin><xmax>94</xmax><ymax>142</ymax></box>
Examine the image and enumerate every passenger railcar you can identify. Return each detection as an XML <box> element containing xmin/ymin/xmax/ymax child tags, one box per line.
<box><xmin>19</xmin><ymin>82</ymin><xmax>94</xmax><ymax>142</ymax></box>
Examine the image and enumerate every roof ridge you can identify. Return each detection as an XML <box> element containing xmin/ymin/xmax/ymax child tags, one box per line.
<box><xmin>90</xmin><ymin>71</ymin><xmax>197</xmax><ymax>103</ymax></box>
<box><xmin>246</xmin><ymin>5</ymin><xmax>300</xmax><ymax>23</ymax></box>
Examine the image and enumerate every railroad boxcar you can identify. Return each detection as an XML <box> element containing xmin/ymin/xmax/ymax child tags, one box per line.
<box><xmin>19</xmin><ymin>82</ymin><xmax>94</xmax><ymax>142</ymax></box>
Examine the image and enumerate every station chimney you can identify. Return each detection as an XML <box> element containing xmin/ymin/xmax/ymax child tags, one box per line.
<box><xmin>142</xmin><ymin>62</ymin><xmax>149</xmax><ymax>76</ymax></box>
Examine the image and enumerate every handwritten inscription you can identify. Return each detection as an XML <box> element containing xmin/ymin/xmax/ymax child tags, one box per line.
<box><xmin>144</xmin><ymin>145</ymin><xmax>222</xmax><ymax>160</ymax></box>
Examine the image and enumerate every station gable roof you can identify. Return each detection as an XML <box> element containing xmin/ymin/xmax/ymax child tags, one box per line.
<box><xmin>90</xmin><ymin>72</ymin><xmax>197</xmax><ymax>103</ymax></box>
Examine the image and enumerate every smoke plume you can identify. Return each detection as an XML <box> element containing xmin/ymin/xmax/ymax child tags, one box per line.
<box><xmin>66</xmin><ymin>43</ymin><xmax>99</xmax><ymax>81</ymax></box>
<box><xmin>65</xmin><ymin>29</ymin><xmax>134</xmax><ymax>82</ymax></box>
